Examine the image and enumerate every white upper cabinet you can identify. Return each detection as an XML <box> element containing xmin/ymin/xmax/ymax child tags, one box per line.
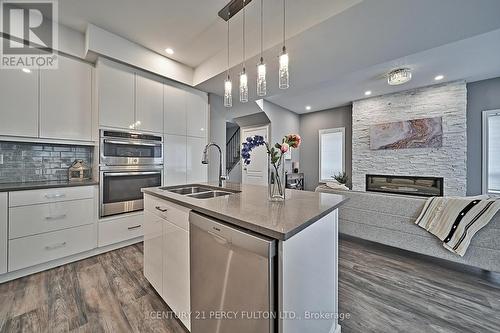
<box><xmin>164</xmin><ymin>134</ymin><xmax>187</xmax><ymax>186</ymax></box>
<box><xmin>0</xmin><ymin>68</ymin><xmax>38</xmax><ymax>138</ymax></box>
<box><xmin>136</xmin><ymin>75</ymin><xmax>164</xmax><ymax>133</ymax></box>
<box><xmin>0</xmin><ymin>193</ymin><xmax>7</xmax><ymax>275</ymax></box>
<box><xmin>98</xmin><ymin>61</ymin><xmax>135</xmax><ymax>129</ymax></box>
<box><xmin>186</xmin><ymin>90</ymin><xmax>208</xmax><ymax>138</ymax></box>
<box><xmin>164</xmin><ymin>84</ymin><xmax>186</xmax><ymax>135</ymax></box>
<box><xmin>40</xmin><ymin>56</ymin><xmax>92</xmax><ymax>141</ymax></box>
<box><xmin>186</xmin><ymin>136</ymin><xmax>208</xmax><ymax>183</ymax></box>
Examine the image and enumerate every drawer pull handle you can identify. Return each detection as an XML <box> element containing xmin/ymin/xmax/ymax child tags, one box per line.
<box><xmin>45</xmin><ymin>242</ymin><xmax>67</xmax><ymax>250</ymax></box>
<box><xmin>45</xmin><ymin>193</ymin><xmax>66</xmax><ymax>199</ymax></box>
<box><xmin>155</xmin><ymin>206</ymin><xmax>168</xmax><ymax>212</ymax></box>
<box><xmin>45</xmin><ymin>214</ymin><xmax>67</xmax><ymax>220</ymax></box>
<box><xmin>128</xmin><ymin>225</ymin><xmax>142</xmax><ymax>231</ymax></box>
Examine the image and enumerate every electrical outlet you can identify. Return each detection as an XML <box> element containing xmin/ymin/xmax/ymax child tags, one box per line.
<box><xmin>0</xmin><ymin>154</ymin><xmax>3</xmax><ymax>165</ymax></box>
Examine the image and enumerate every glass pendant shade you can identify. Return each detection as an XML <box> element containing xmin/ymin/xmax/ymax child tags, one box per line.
<box><xmin>224</xmin><ymin>76</ymin><xmax>232</xmax><ymax>107</ymax></box>
<box><xmin>257</xmin><ymin>59</ymin><xmax>267</xmax><ymax>96</ymax></box>
<box><xmin>279</xmin><ymin>48</ymin><xmax>289</xmax><ymax>89</ymax></box>
<box><xmin>239</xmin><ymin>69</ymin><xmax>248</xmax><ymax>103</ymax></box>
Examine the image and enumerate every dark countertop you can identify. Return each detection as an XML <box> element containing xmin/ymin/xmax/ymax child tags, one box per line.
<box><xmin>142</xmin><ymin>182</ymin><xmax>348</xmax><ymax>241</ymax></box>
<box><xmin>0</xmin><ymin>180</ymin><xmax>99</xmax><ymax>192</ymax></box>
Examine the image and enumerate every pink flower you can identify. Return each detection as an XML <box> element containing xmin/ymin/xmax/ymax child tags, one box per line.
<box><xmin>286</xmin><ymin>134</ymin><xmax>302</xmax><ymax>148</ymax></box>
<box><xmin>280</xmin><ymin>143</ymin><xmax>289</xmax><ymax>153</ymax></box>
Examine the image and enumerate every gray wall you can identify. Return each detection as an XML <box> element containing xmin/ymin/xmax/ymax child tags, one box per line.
<box><xmin>208</xmin><ymin>94</ymin><xmax>226</xmax><ymax>183</ymax></box>
<box><xmin>299</xmin><ymin>105</ymin><xmax>352</xmax><ymax>191</ymax></box>
<box><xmin>263</xmin><ymin>100</ymin><xmax>301</xmax><ymax>172</ymax></box>
<box><xmin>467</xmin><ymin>77</ymin><xmax>500</xmax><ymax>195</ymax></box>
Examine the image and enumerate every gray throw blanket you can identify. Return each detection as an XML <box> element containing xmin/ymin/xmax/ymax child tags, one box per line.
<box><xmin>415</xmin><ymin>195</ymin><xmax>500</xmax><ymax>256</ymax></box>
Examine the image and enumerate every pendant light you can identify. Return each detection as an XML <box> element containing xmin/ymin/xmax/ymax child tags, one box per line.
<box><xmin>224</xmin><ymin>20</ymin><xmax>232</xmax><ymax>107</ymax></box>
<box><xmin>278</xmin><ymin>0</ymin><xmax>289</xmax><ymax>89</ymax></box>
<box><xmin>239</xmin><ymin>0</ymin><xmax>248</xmax><ymax>103</ymax></box>
<box><xmin>256</xmin><ymin>0</ymin><xmax>266</xmax><ymax>96</ymax></box>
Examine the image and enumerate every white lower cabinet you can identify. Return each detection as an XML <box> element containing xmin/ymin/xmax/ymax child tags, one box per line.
<box><xmin>98</xmin><ymin>213</ymin><xmax>144</xmax><ymax>247</ymax></box>
<box><xmin>5</xmin><ymin>186</ymin><xmax>97</xmax><ymax>274</ymax></box>
<box><xmin>144</xmin><ymin>211</ymin><xmax>164</xmax><ymax>295</ymax></box>
<box><xmin>144</xmin><ymin>195</ymin><xmax>191</xmax><ymax>330</ymax></box>
<box><xmin>9</xmin><ymin>224</ymin><xmax>95</xmax><ymax>272</ymax></box>
<box><xmin>0</xmin><ymin>193</ymin><xmax>7</xmax><ymax>274</ymax></box>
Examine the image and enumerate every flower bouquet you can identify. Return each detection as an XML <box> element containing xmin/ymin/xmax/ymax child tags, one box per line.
<box><xmin>241</xmin><ymin>134</ymin><xmax>301</xmax><ymax>201</ymax></box>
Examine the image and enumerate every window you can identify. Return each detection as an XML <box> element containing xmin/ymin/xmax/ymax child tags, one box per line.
<box><xmin>319</xmin><ymin>127</ymin><xmax>345</xmax><ymax>183</ymax></box>
<box><xmin>483</xmin><ymin>110</ymin><xmax>500</xmax><ymax>194</ymax></box>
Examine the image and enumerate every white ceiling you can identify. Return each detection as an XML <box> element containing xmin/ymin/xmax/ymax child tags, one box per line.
<box><xmin>195</xmin><ymin>0</ymin><xmax>500</xmax><ymax>113</ymax></box>
<box><xmin>57</xmin><ymin>0</ymin><xmax>500</xmax><ymax>113</ymax></box>
<box><xmin>58</xmin><ymin>0</ymin><xmax>360</xmax><ymax>68</ymax></box>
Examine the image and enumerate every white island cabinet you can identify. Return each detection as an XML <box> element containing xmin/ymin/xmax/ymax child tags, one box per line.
<box><xmin>144</xmin><ymin>194</ymin><xmax>191</xmax><ymax>331</ymax></box>
<box><xmin>0</xmin><ymin>193</ymin><xmax>7</xmax><ymax>274</ymax></box>
<box><xmin>142</xmin><ymin>184</ymin><xmax>347</xmax><ymax>333</ymax></box>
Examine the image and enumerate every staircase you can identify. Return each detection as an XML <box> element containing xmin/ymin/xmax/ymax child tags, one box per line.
<box><xmin>226</xmin><ymin>128</ymin><xmax>240</xmax><ymax>174</ymax></box>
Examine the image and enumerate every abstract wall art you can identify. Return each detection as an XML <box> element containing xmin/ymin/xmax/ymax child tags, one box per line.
<box><xmin>370</xmin><ymin>117</ymin><xmax>443</xmax><ymax>150</ymax></box>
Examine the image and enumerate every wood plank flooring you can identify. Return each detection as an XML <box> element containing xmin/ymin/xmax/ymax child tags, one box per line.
<box><xmin>1</xmin><ymin>238</ymin><xmax>499</xmax><ymax>333</ymax></box>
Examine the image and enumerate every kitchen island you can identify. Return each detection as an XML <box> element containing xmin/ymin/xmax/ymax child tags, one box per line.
<box><xmin>142</xmin><ymin>183</ymin><xmax>348</xmax><ymax>333</ymax></box>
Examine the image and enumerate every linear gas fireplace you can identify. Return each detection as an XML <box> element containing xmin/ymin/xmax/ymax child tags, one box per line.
<box><xmin>366</xmin><ymin>174</ymin><xmax>444</xmax><ymax>197</ymax></box>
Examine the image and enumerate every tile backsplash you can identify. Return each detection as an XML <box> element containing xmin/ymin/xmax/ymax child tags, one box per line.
<box><xmin>0</xmin><ymin>141</ymin><xmax>93</xmax><ymax>184</ymax></box>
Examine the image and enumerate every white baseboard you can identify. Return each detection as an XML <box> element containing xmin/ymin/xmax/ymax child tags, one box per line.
<box><xmin>0</xmin><ymin>236</ymin><xmax>143</xmax><ymax>284</ymax></box>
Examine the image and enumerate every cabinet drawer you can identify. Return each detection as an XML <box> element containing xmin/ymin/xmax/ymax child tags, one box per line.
<box><xmin>144</xmin><ymin>195</ymin><xmax>190</xmax><ymax>230</ymax></box>
<box><xmin>9</xmin><ymin>186</ymin><xmax>95</xmax><ymax>207</ymax></box>
<box><xmin>98</xmin><ymin>213</ymin><xmax>144</xmax><ymax>247</ymax></box>
<box><xmin>9</xmin><ymin>199</ymin><xmax>95</xmax><ymax>239</ymax></box>
<box><xmin>8</xmin><ymin>224</ymin><xmax>96</xmax><ymax>272</ymax></box>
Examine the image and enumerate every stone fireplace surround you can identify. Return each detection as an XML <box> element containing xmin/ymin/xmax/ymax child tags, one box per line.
<box><xmin>352</xmin><ymin>81</ymin><xmax>467</xmax><ymax>197</ymax></box>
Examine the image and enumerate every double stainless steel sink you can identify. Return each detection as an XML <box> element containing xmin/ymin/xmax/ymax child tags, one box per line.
<box><xmin>159</xmin><ymin>185</ymin><xmax>239</xmax><ymax>199</ymax></box>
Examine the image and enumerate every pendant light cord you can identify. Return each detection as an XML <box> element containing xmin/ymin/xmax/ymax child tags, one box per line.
<box><xmin>260</xmin><ymin>0</ymin><xmax>263</xmax><ymax>60</ymax></box>
<box><xmin>242</xmin><ymin>0</ymin><xmax>246</xmax><ymax>70</ymax></box>
<box><xmin>227</xmin><ymin>20</ymin><xmax>230</xmax><ymax>78</ymax></box>
<box><xmin>282</xmin><ymin>0</ymin><xmax>286</xmax><ymax>49</ymax></box>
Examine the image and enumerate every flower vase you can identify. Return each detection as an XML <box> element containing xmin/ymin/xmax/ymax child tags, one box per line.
<box><xmin>268</xmin><ymin>155</ymin><xmax>286</xmax><ymax>201</ymax></box>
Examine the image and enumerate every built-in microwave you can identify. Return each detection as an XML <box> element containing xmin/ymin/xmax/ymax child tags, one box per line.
<box><xmin>100</xmin><ymin>130</ymin><xmax>163</xmax><ymax>166</ymax></box>
<box><xmin>100</xmin><ymin>165</ymin><xmax>163</xmax><ymax>217</ymax></box>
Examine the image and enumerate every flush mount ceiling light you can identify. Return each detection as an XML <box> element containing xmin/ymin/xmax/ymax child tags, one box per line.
<box><xmin>22</xmin><ymin>68</ymin><xmax>31</xmax><ymax>73</ymax></box>
<box><xmin>165</xmin><ymin>48</ymin><xmax>174</xmax><ymax>55</ymax></box>
<box><xmin>434</xmin><ymin>74</ymin><xmax>444</xmax><ymax>81</ymax></box>
<box><xmin>364</xmin><ymin>90</ymin><xmax>372</xmax><ymax>96</ymax></box>
<box><xmin>387</xmin><ymin>68</ymin><xmax>412</xmax><ymax>86</ymax></box>
<box><xmin>305</xmin><ymin>106</ymin><xmax>311</xmax><ymax>111</ymax></box>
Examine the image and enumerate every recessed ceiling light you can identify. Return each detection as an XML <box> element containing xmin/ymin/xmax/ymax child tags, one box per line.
<box><xmin>305</xmin><ymin>106</ymin><xmax>311</xmax><ymax>111</ymax></box>
<box><xmin>22</xmin><ymin>68</ymin><xmax>31</xmax><ymax>73</ymax></box>
<box><xmin>364</xmin><ymin>90</ymin><xmax>372</xmax><ymax>96</ymax></box>
<box><xmin>165</xmin><ymin>48</ymin><xmax>174</xmax><ymax>55</ymax></box>
<box><xmin>434</xmin><ymin>75</ymin><xmax>444</xmax><ymax>81</ymax></box>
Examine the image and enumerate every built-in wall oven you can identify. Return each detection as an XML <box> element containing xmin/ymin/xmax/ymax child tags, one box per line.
<box><xmin>99</xmin><ymin>130</ymin><xmax>163</xmax><ymax>218</ymax></box>
<box><xmin>100</xmin><ymin>130</ymin><xmax>163</xmax><ymax>166</ymax></box>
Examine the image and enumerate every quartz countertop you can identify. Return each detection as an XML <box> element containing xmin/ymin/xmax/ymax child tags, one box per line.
<box><xmin>0</xmin><ymin>180</ymin><xmax>99</xmax><ymax>192</ymax></box>
<box><xmin>142</xmin><ymin>182</ymin><xmax>348</xmax><ymax>240</ymax></box>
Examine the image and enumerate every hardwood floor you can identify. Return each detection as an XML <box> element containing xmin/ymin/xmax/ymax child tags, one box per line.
<box><xmin>1</xmin><ymin>238</ymin><xmax>499</xmax><ymax>333</ymax></box>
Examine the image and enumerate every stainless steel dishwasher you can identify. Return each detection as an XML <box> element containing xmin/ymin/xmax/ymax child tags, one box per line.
<box><xmin>189</xmin><ymin>212</ymin><xmax>276</xmax><ymax>333</ymax></box>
